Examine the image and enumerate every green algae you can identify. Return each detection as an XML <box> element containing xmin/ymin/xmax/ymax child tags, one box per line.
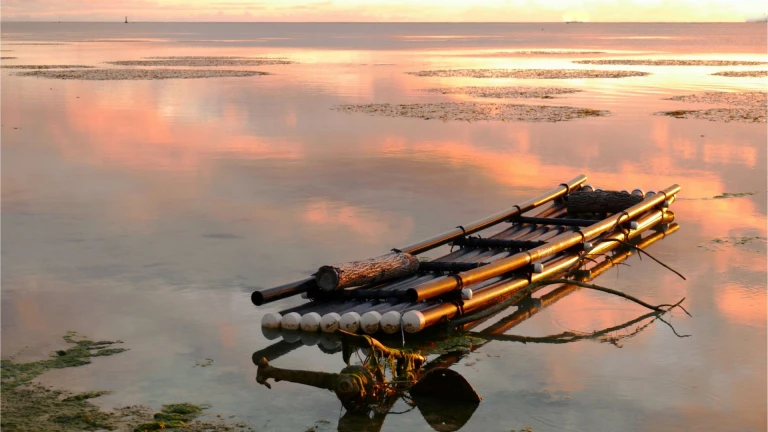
<box><xmin>62</xmin><ymin>390</ymin><xmax>111</xmax><ymax>402</ymax></box>
<box><xmin>1</xmin><ymin>332</ymin><xmax>128</xmax><ymax>431</ymax></box>
<box><xmin>1</xmin><ymin>331</ymin><xmax>127</xmax><ymax>391</ymax></box>
<box><xmin>133</xmin><ymin>403</ymin><xmax>208</xmax><ymax>431</ymax></box>
<box><xmin>1</xmin><ymin>332</ymin><xmax>253</xmax><ymax>432</ymax></box>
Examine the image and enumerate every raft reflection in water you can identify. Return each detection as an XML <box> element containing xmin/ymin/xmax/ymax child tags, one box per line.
<box><xmin>252</xmin><ymin>223</ymin><xmax>685</xmax><ymax>432</ymax></box>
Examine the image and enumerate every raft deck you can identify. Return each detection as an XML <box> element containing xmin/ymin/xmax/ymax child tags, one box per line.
<box><xmin>252</xmin><ymin>174</ymin><xmax>679</xmax><ymax>337</ymax></box>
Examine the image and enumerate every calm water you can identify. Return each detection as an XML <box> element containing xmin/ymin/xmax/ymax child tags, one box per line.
<box><xmin>1</xmin><ymin>23</ymin><xmax>766</xmax><ymax>432</ymax></box>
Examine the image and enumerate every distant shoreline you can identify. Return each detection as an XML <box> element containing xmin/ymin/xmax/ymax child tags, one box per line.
<box><xmin>1</xmin><ymin>21</ymin><xmax>765</xmax><ymax>24</ymax></box>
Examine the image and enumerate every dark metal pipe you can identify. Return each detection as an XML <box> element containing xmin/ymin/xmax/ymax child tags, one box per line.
<box><xmin>252</xmin><ymin>277</ymin><xmax>318</xmax><ymax>306</ymax></box>
<box><xmin>451</xmin><ymin>237</ymin><xmax>547</xmax><ymax>250</ymax></box>
<box><xmin>515</xmin><ymin>216</ymin><xmax>601</xmax><ymax>227</ymax></box>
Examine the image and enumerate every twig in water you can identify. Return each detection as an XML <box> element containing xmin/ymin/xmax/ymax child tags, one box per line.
<box><xmin>596</xmin><ymin>238</ymin><xmax>686</xmax><ymax>280</ymax></box>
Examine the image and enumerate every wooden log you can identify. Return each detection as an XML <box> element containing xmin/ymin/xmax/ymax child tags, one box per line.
<box><xmin>316</xmin><ymin>252</ymin><xmax>420</xmax><ymax>291</ymax></box>
<box><xmin>567</xmin><ymin>191</ymin><xmax>643</xmax><ymax>215</ymax></box>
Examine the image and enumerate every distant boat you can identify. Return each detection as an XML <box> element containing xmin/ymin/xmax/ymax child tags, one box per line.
<box><xmin>565</xmin><ymin>21</ymin><xmax>584</xmax><ymax>24</ymax></box>
<box><xmin>125</xmin><ymin>16</ymin><xmax>128</xmax><ymax>23</ymax></box>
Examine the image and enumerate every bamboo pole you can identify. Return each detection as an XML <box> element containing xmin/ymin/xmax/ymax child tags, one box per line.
<box><xmin>400</xmin><ymin>174</ymin><xmax>587</xmax><ymax>255</ymax></box>
<box><xmin>480</xmin><ymin>223</ymin><xmax>679</xmax><ymax>335</ymax></box>
<box><xmin>402</xmin><ymin>206</ymin><xmax>676</xmax><ymax>332</ymax></box>
<box><xmin>405</xmin><ymin>184</ymin><xmax>679</xmax><ymax>303</ymax></box>
<box><xmin>251</xmin><ymin>277</ymin><xmax>318</xmax><ymax>306</ymax></box>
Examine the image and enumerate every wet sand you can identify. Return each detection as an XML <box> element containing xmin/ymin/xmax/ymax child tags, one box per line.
<box><xmin>419</xmin><ymin>86</ymin><xmax>583</xmax><ymax>99</ymax></box>
<box><xmin>334</xmin><ymin>102</ymin><xmax>607</xmax><ymax>122</ymax></box>
<box><xmin>407</xmin><ymin>68</ymin><xmax>650</xmax><ymax>79</ymax></box>
<box><xmin>574</xmin><ymin>59</ymin><xmax>767</xmax><ymax>66</ymax></box>
<box><xmin>17</xmin><ymin>69</ymin><xmax>268</xmax><ymax>80</ymax></box>
<box><xmin>712</xmin><ymin>70</ymin><xmax>767</xmax><ymax>77</ymax></box>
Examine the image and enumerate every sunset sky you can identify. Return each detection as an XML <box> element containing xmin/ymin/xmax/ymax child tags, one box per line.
<box><xmin>1</xmin><ymin>0</ymin><xmax>766</xmax><ymax>22</ymax></box>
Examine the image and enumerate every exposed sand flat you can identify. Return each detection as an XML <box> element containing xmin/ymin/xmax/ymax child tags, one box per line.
<box><xmin>106</xmin><ymin>58</ymin><xmax>295</xmax><ymax>66</ymax></box>
<box><xmin>143</xmin><ymin>56</ymin><xmax>289</xmax><ymax>60</ymax></box>
<box><xmin>464</xmin><ymin>50</ymin><xmax>606</xmax><ymax>56</ymax></box>
<box><xmin>16</xmin><ymin>69</ymin><xmax>268</xmax><ymax>80</ymax></box>
<box><xmin>420</xmin><ymin>86</ymin><xmax>583</xmax><ymax>99</ymax></box>
<box><xmin>5</xmin><ymin>42</ymin><xmax>72</xmax><ymax>45</ymax></box>
<box><xmin>407</xmin><ymin>69</ymin><xmax>649</xmax><ymax>79</ymax></box>
<box><xmin>666</xmin><ymin>91</ymin><xmax>767</xmax><ymax>108</ymax></box>
<box><xmin>333</xmin><ymin>102</ymin><xmax>608</xmax><ymax>122</ymax></box>
<box><xmin>78</xmin><ymin>39</ymin><xmax>160</xmax><ymax>43</ymax></box>
<box><xmin>2</xmin><ymin>65</ymin><xmax>94</xmax><ymax>69</ymax></box>
<box><xmin>712</xmin><ymin>70</ymin><xmax>768</xmax><ymax>77</ymax></box>
<box><xmin>655</xmin><ymin>108</ymin><xmax>766</xmax><ymax>123</ymax></box>
<box><xmin>574</xmin><ymin>59</ymin><xmax>767</xmax><ymax>66</ymax></box>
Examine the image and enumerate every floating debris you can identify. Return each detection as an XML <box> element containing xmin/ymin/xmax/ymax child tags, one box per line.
<box><xmin>655</xmin><ymin>108</ymin><xmax>766</xmax><ymax>123</ymax></box>
<box><xmin>106</xmin><ymin>58</ymin><xmax>294</xmax><ymax>66</ymax></box>
<box><xmin>712</xmin><ymin>70</ymin><xmax>768</xmax><ymax>78</ymax></box>
<box><xmin>574</xmin><ymin>59</ymin><xmax>767</xmax><ymax>66</ymax></box>
<box><xmin>420</xmin><ymin>86</ymin><xmax>583</xmax><ymax>99</ymax></box>
<box><xmin>665</xmin><ymin>91</ymin><xmax>767</xmax><ymax>108</ymax></box>
<box><xmin>333</xmin><ymin>102</ymin><xmax>609</xmax><ymax>122</ymax></box>
<box><xmin>16</xmin><ymin>68</ymin><xmax>268</xmax><ymax>80</ymax></box>
<box><xmin>713</xmin><ymin>192</ymin><xmax>757</xmax><ymax>199</ymax></box>
<box><xmin>194</xmin><ymin>358</ymin><xmax>214</xmax><ymax>367</ymax></box>
<box><xmin>2</xmin><ymin>64</ymin><xmax>95</xmax><ymax>69</ymax></box>
<box><xmin>407</xmin><ymin>69</ymin><xmax>649</xmax><ymax>79</ymax></box>
<box><xmin>698</xmin><ymin>236</ymin><xmax>766</xmax><ymax>251</ymax></box>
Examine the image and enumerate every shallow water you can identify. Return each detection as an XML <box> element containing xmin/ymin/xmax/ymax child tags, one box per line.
<box><xmin>1</xmin><ymin>23</ymin><xmax>766</xmax><ymax>432</ymax></box>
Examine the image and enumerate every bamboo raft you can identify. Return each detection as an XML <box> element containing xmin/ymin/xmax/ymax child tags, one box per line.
<box><xmin>252</xmin><ymin>174</ymin><xmax>679</xmax><ymax>338</ymax></box>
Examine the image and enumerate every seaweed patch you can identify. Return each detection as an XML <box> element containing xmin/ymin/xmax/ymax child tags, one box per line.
<box><xmin>106</xmin><ymin>58</ymin><xmax>294</xmax><ymax>67</ymax></box>
<box><xmin>419</xmin><ymin>86</ymin><xmax>583</xmax><ymax>99</ymax></box>
<box><xmin>1</xmin><ymin>332</ymin><xmax>253</xmax><ymax>431</ymax></box>
<box><xmin>333</xmin><ymin>102</ymin><xmax>609</xmax><ymax>122</ymax></box>
<box><xmin>665</xmin><ymin>91</ymin><xmax>766</xmax><ymax>108</ymax></box>
<box><xmin>711</xmin><ymin>70</ymin><xmax>767</xmax><ymax>78</ymax></box>
<box><xmin>654</xmin><ymin>108</ymin><xmax>765</xmax><ymax>123</ymax></box>
<box><xmin>574</xmin><ymin>59</ymin><xmax>767</xmax><ymax>66</ymax></box>
<box><xmin>2</xmin><ymin>64</ymin><xmax>95</xmax><ymax>69</ymax></box>
<box><xmin>16</xmin><ymin>68</ymin><xmax>268</xmax><ymax>80</ymax></box>
<box><xmin>407</xmin><ymin>69</ymin><xmax>650</xmax><ymax>79</ymax></box>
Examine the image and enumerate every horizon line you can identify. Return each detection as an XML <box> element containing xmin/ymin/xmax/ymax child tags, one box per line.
<box><xmin>2</xmin><ymin>20</ymin><xmax>763</xmax><ymax>23</ymax></box>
